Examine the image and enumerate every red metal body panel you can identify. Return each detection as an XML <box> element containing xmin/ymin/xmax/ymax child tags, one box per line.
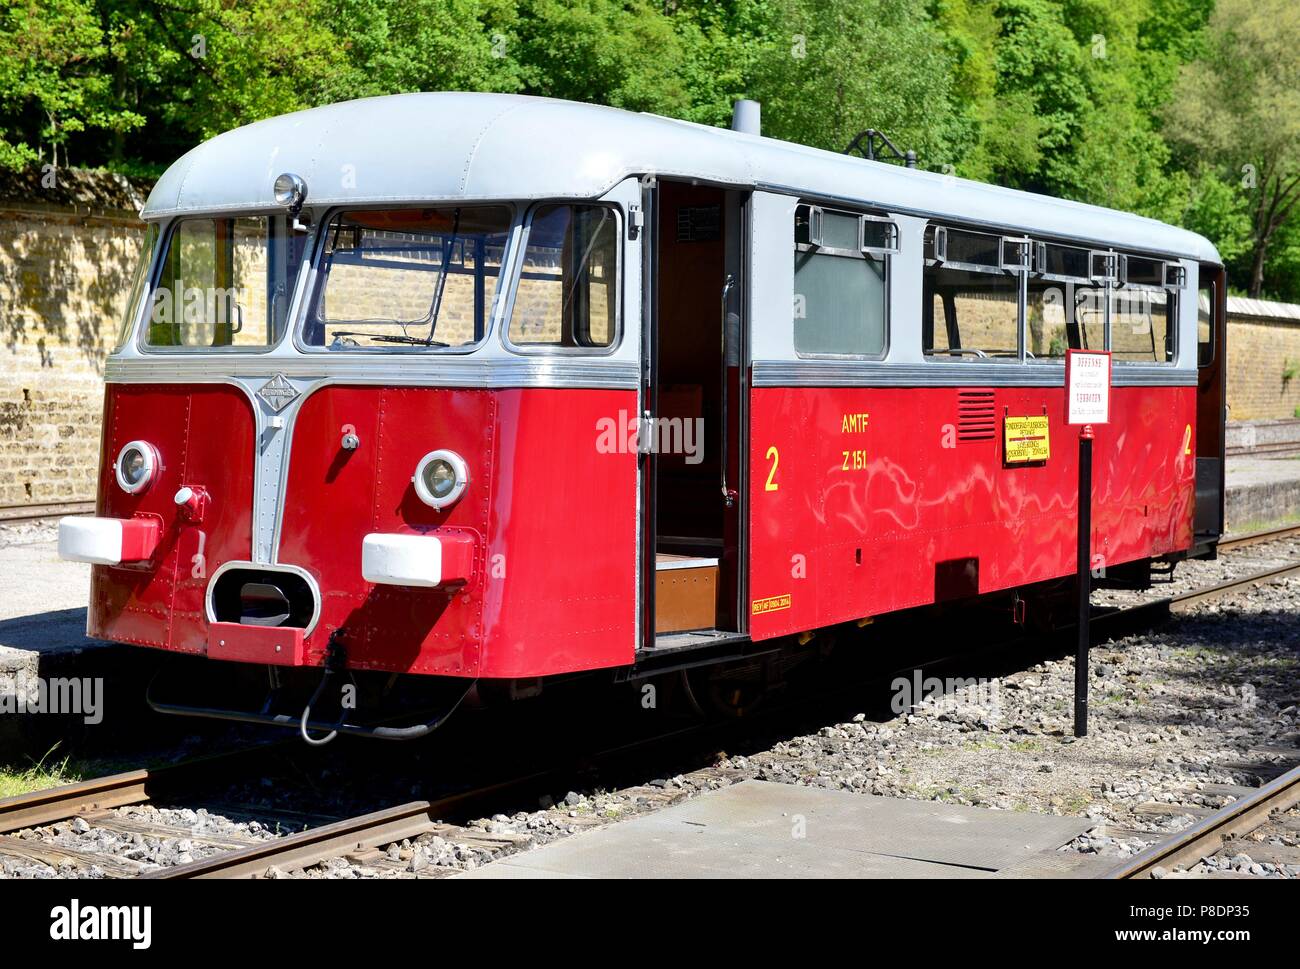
<box><xmin>275</xmin><ymin>386</ymin><xmax>638</xmax><ymax>677</ymax></box>
<box><xmin>89</xmin><ymin>385</ymin><xmax>256</xmax><ymax>651</ymax></box>
<box><xmin>747</xmin><ymin>384</ymin><xmax>1196</xmax><ymax>641</ymax></box>
<box><xmin>207</xmin><ymin>622</ymin><xmax>306</xmax><ymax>666</ymax></box>
<box><xmin>91</xmin><ymin>383</ymin><xmax>638</xmax><ymax>678</ymax></box>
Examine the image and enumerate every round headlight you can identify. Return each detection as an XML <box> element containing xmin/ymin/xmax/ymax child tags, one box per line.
<box><xmin>413</xmin><ymin>450</ymin><xmax>468</xmax><ymax>509</ymax></box>
<box><xmin>273</xmin><ymin>171</ymin><xmax>308</xmax><ymax>209</ymax></box>
<box><xmin>115</xmin><ymin>440</ymin><xmax>159</xmax><ymax>495</ymax></box>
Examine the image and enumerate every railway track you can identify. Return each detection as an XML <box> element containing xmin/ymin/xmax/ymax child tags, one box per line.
<box><xmin>1104</xmin><ymin>763</ymin><xmax>1300</xmax><ymax>879</ymax></box>
<box><xmin>3</xmin><ymin>531</ymin><xmax>1298</xmax><ymax>879</ymax></box>
<box><xmin>0</xmin><ymin>500</ymin><xmax>93</xmax><ymax>525</ymax></box>
<box><xmin>1217</xmin><ymin>523</ymin><xmax>1300</xmax><ymax>553</ymax></box>
<box><xmin>0</xmin><ymin>742</ymin><xmax>288</xmax><ymax>836</ymax></box>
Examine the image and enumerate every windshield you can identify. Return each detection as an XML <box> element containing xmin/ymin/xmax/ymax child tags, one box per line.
<box><xmin>303</xmin><ymin>206</ymin><xmax>512</xmax><ymax>350</ymax></box>
<box><xmin>144</xmin><ymin>215</ymin><xmax>306</xmax><ymax>350</ymax></box>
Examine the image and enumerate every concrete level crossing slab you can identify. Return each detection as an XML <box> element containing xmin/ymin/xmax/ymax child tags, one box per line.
<box><xmin>458</xmin><ymin>780</ymin><xmax>1094</xmax><ymax>879</ymax></box>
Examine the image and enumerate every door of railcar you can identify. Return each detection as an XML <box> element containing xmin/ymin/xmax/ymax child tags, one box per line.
<box><xmin>1193</xmin><ymin>263</ymin><xmax>1227</xmax><ymax>550</ymax></box>
<box><xmin>642</xmin><ymin>180</ymin><xmax>749</xmax><ymax>645</ymax></box>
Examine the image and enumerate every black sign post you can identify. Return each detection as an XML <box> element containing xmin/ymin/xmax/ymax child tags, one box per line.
<box><xmin>1064</xmin><ymin>349</ymin><xmax>1110</xmax><ymax>740</ymax></box>
<box><xmin>1074</xmin><ymin>424</ymin><xmax>1094</xmax><ymax>738</ymax></box>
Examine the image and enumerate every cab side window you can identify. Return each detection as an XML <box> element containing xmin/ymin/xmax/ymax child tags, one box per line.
<box><xmin>510</xmin><ymin>204</ymin><xmax>619</xmax><ymax>349</ymax></box>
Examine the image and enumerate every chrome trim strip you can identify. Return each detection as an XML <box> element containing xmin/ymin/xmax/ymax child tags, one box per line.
<box><xmin>104</xmin><ymin>357</ymin><xmax>640</xmax><ymax>390</ymax></box>
<box><xmin>204</xmin><ymin>559</ymin><xmax>323</xmax><ymax>636</ymax></box>
<box><xmin>1110</xmin><ymin>366</ymin><xmax>1197</xmax><ymax>387</ymax></box>
<box><xmin>751</xmin><ymin>360</ymin><xmax>1197</xmax><ymax>388</ymax></box>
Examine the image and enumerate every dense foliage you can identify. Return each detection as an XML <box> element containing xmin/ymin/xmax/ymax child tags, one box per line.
<box><xmin>1</xmin><ymin>0</ymin><xmax>1295</xmax><ymax>298</ymax></box>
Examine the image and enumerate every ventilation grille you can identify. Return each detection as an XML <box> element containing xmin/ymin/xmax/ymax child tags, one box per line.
<box><xmin>957</xmin><ymin>390</ymin><xmax>997</xmax><ymax>441</ymax></box>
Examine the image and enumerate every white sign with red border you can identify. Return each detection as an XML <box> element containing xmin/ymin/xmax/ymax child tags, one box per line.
<box><xmin>1065</xmin><ymin>349</ymin><xmax>1111</xmax><ymax>425</ymax></box>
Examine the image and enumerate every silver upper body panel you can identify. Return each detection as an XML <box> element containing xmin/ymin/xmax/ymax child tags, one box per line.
<box><xmin>143</xmin><ymin>92</ymin><xmax>1219</xmax><ymax>265</ymax></box>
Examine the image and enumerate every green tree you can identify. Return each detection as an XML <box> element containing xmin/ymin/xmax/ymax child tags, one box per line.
<box><xmin>512</xmin><ymin>0</ymin><xmax>688</xmax><ymax>114</ymax></box>
<box><xmin>668</xmin><ymin>0</ymin><xmax>781</xmax><ymax>130</ymax></box>
<box><xmin>1165</xmin><ymin>0</ymin><xmax>1300</xmax><ymax>297</ymax></box>
<box><xmin>142</xmin><ymin>0</ymin><xmax>340</xmax><ymax>140</ymax></box>
<box><xmin>321</xmin><ymin>0</ymin><xmax>521</xmax><ymax>102</ymax></box>
<box><xmin>748</xmin><ymin>0</ymin><xmax>968</xmax><ymax>168</ymax></box>
<box><xmin>0</xmin><ymin>0</ymin><xmax>141</xmax><ymax>170</ymax></box>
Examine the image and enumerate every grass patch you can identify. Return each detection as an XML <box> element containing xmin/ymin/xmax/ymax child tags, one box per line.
<box><xmin>0</xmin><ymin>746</ymin><xmax>85</xmax><ymax>800</ymax></box>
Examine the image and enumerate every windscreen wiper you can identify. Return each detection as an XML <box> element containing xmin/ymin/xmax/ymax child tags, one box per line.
<box><xmin>329</xmin><ymin>331</ymin><xmax>449</xmax><ymax>347</ymax></box>
<box><xmin>425</xmin><ymin>208</ymin><xmax>462</xmax><ymax>345</ymax></box>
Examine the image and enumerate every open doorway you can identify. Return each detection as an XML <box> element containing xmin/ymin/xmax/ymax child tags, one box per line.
<box><xmin>649</xmin><ymin>181</ymin><xmax>745</xmax><ymax>640</ymax></box>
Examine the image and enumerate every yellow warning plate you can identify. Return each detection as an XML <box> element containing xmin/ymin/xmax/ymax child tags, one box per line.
<box><xmin>1004</xmin><ymin>416</ymin><xmax>1051</xmax><ymax>464</ymax></box>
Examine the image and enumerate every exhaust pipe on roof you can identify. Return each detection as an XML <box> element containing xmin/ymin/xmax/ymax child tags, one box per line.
<box><xmin>731</xmin><ymin>100</ymin><xmax>761</xmax><ymax>136</ymax></box>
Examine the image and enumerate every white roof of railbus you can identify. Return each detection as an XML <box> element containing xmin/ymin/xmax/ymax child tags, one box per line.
<box><xmin>143</xmin><ymin>92</ymin><xmax>1220</xmax><ymax>264</ymax></box>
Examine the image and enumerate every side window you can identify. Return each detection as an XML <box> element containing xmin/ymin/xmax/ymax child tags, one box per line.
<box><xmin>792</xmin><ymin>203</ymin><xmax>895</xmax><ymax>356</ymax></box>
<box><xmin>1026</xmin><ymin>242</ymin><xmax>1104</xmax><ymax>360</ymax></box>
<box><xmin>1110</xmin><ymin>254</ymin><xmax>1177</xmax><ymax>364</ymax></box>
<box><xmin>1198</xmin><ymin>272</ymin><xmax>1216</xmax><ymax>367</ymax></box>
<box><xmin>923</xmin><ymin>226</ymin><xmax>1025</xmax><ymax>360</ymax></box>
<box><xmin>510</xmin><ymin>204</ymin><xmax>619</xmax><ymax>349</ymax></box>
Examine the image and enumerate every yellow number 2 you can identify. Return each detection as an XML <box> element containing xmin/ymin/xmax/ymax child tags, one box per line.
<box><xmin>765</xmin><ymin>446</ymin><xmax>779</xmax><ymax>492</ymax></box>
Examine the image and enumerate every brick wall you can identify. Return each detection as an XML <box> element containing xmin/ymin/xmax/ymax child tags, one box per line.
<box><xmin>0</xmin><ymin>170</ymin><xmax>150</xmax><ymax>508</ymax></box>
<box><xmin>1224</xmin><ymin>314</ymin><xmax>1300</xmax><ymax>421</ymax></box>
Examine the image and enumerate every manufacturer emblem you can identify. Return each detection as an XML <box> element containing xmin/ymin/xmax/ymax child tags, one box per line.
<box><xmin>257</xmin><ymin>373</ymin><xmax>299</xmax><ymax>412</ymax></box>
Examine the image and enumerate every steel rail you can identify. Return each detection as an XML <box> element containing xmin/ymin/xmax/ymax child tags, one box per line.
<box><xmin>0</xmin><ymin>770</ymin><xmax>153</xmax><ymax>834</ymax></box>
<box><xmin>0</xmin><ymin>500</ymin><xmax>93</xmax><ymax>524</ymax></box>
<box><xmin>143</xmin><ymin>775</ymin><xmax>538</xmax><ymax>879</ymax></box>
<box><xmin>0</xmin><ymin>743</ymin><xmax>285</xmax><ymax>835</ymax></box>
<box><xmin>1216</xmin><ymin>523</ymin><xmax>1300</xmax><ymax>553</ymax></box>
<box><xmin>1168</xmin><ymin>560</ymin><xmax>1300</xmax><ymax>611</ymax></box>
<box><xmin>1103</xmin><ymin>763</ymin><xmax>1300</xmax><ymax>879</ymax></box>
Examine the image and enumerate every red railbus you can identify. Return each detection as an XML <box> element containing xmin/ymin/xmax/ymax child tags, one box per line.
<box><xmin>59</xmin><ymin>93</ymin><xmax>1226</xmax><ymax>738</ymax></box>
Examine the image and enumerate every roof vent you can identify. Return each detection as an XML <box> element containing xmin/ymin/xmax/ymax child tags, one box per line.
<box><xmin>731</xmin><ymin>100</ymin><xmax>761</xmax><ymax>136</ymax></box>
